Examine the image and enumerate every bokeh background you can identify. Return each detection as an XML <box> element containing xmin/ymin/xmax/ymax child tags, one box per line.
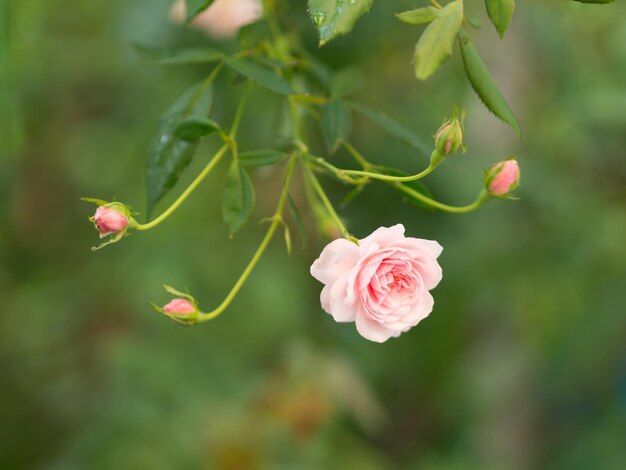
<box><xmin>2</xmin><ymin>0</ymin><xmax>625</xmax><ymax>468</ymax></box>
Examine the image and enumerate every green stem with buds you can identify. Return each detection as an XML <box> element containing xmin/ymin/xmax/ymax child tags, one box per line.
<box><xmin>197</xmin><ymin>155</ymin><xmax>298</xmax><ymax>322</ymax></box>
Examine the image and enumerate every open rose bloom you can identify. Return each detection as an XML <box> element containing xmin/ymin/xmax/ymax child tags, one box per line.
<box><xmin>311</xmin><ymin>225</ymin><xmax>443</xmax><ymax>343</ymax></box>
<box><xmin>170</xmin><ymin>0</ymin><xmax>262</xmax><ymax>39</ymax></box>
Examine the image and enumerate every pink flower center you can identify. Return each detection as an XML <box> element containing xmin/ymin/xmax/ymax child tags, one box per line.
<box><xmin>361</xmin><ymin>256</ymin><xmax>422</xmax><ymax>324</ymax></box>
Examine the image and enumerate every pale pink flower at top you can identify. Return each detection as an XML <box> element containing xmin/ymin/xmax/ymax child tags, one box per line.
<box><xmin>310</xmin><ymin>224</ymin><xmax>443</xmax><ymax>343</ymax></box>
<box><xmin>93</xmin><ymin>206</ymin><xmax>129</xmax><ymax>238</ymax></box>
<box><xmin>487</xmin><ymin>159</ymin><xmax>520</xmax><ymax>197</ymax></box>
<box><xmin>163</xmin><ymin>298</ymin><xmax>196</xmax><ymax>315</ymax></box>
<box><xmin>170</xmin><ymin>0</ymin><xmax>263</xmax><ymax>39</ymax></box>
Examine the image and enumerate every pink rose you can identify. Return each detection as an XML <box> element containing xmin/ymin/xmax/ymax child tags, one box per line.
<box><xmin>93</xmin><ymin>206</ymin><xmax>129</xmax><ymax>238</ymax></box>
<box><xmin>170</xmin><ymin>0</ymin><xmax>262</xmax><ymax>39</ymax></box>
<box><xmin>310</xmin><ymin>224</ymin><xmax>443</xmax><ymax>343</ymax></box>
<box><xmin>487</xmin><ymin>159</ymin><xmax>520</xmax><ymax>197</ymax></box>
<box><xmin>163</xmin><ymin>298</ymin><xmax>196</xmax><ymax>315</ymax></box>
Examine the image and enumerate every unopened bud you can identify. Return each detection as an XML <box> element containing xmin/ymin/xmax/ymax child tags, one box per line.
<box><xmin>434</xmin><ymin>109</ymin><xmax>465</xmax><ymax>156</ymax></box>
<box><xmin>163</xmin><ymin>298</ymin><xmax>197</xmax><ymax>317</ymax></box>
<box><xmin>485</xmin><ymin>159</ymin><xmax>520</xmax><ymax>197</ymax></box>
<box><xmin>153</xmin><ymin>285</ymin><xmax>201</xmax><ymax>325</ymax></box>
<box><xmin>83</xmin><ymin>199</ymin><xmax>136</xmax><ymax>250</ymax></box>
<box><xmin>93</xmin><ymin>206</ymin><xmax>129</xmax><ymax>238</ymax></box>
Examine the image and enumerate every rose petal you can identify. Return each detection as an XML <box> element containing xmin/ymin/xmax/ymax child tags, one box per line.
<box><xmin>310</xmin><ymin>238</ymin><xmax>360</xmax><ymax>285</ymax></box>
<box><xmin>355</xmin><ymin>309</ymin><xmax>400</xmax><ymax>343</ymax></box>
<box><xmin>328</xmin><ymin>277</ymin><xmax>358</xmax><ymax>322</ymax></box>
<box><xmin>358</xmin><ymin>224</ymin><xmax>405</xmax><ymax>254</ymax></box>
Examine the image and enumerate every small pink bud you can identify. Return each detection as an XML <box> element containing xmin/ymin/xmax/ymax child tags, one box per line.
<box><xmin>93</xmin><ymin>206</ymin><xmax>129</xmax><ymax>238</ymax></box>
<box><xmin>163</xmin><ymin>298</ymin><xmax>197</xmax><ymax>315</ymax></box>
<box><xmin>434</xmin><ymin>108</ymin><xmax>465</xmax><ymax>157</ymax></box>
<box><xmin>486</xmin><ymin>159</ymin><xmax>520</xmax><ymax>197</ymax></box>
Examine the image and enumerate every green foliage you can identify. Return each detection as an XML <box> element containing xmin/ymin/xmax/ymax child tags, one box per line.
<box><xmin>396</xmin><ymin>7</ymin><xmax>439</xmax><ymax>26</ymax></box>
<box><xmin>184</xmin><ymin>0</ymin><xmax>215</xmax><ymax>23</ymax></box>
<box><xmin>174</xmin><ymin>117</ymin><xmax>221</xmax><ymax>141</ymax></box>
<box><xmin>321</xmin><ymin>98</ymin><xmax>352</xmax><ymax>153</ymax></box>
<box><xmin>485</xmin><ymin>0</ymin><xmax>516</xmax><ymax>38</ymax></box>
<box><xmin>413</xmin><ymin>0</ymin><xmax>464</xmax><ymax>80</ymax></box>
<box><xmin>224</xmin><ymin>57</ymin><xmax>294</xmax><ymax>95</ymax></box>
<box><xmin>222</xmin><ymin>160</ymin><xmax>255</xmax><ymax>235</ymax></box>
<box><xmin>288</xmin><ymin>195</ymin><xmax>308</xmax><ymax>249</ymax></box>
<box><xmin>238</xmin><ymin>150</ymin><xmax>285</xmax><ymax>167</ymax></box>
<box><xmin>146</xmin><ymin>81</ymin><xmax>214</xmax><ymax>215</ymax></box>
<box><xmin>349</xmin><ymin>102</ymin><xmax>428</xmax><ymax>156</ymax></box>
<box><xmin>459</xmin><ymin>30</ymin><xmax>521</xmax><ymax>136</ymax></box>
<box><xmin>133</xmin><ymin>44</ymin><xmax>223</xmax><ymax>65</ymax></box>
<box><xmin>308</xmin><ymin>0</ymin><xmax>374</xmax><ymax>45</ymax></box>
<box><xmin>572</xmin><ymin>0</ymin><xmax>615</xmax><ymax>3</ymax></box>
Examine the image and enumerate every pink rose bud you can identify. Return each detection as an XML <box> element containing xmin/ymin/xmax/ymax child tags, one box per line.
<box><xmin>163</xmin><ymin>298</ymin><xmax>197</xmax><ymax>315</ymax></box>
<box><xmin>486</xmin><ymin>159</ymin><xmax>520</xmax><ymax>197</ymax></box>
<box><xmin>310</xmin><ymin>224</ymin><xmax>443</xmax><ymax>343</ymax></box>
<box><xmin>93</xmin><ymin>206</ymin><xmax>129</xmax><ymax>238</ymax></box>
<box><xmin>434</xmin><ymin>108</ymin><xmax>465</xmax><ymax>157</ymax></box>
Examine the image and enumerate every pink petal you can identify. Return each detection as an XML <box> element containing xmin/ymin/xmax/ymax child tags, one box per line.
<box><xmin>355</xmin><ymin>310</ymin><xmax>399</xmax><ymax>343</ymax></box>
<box><xmin>310</xmin><ymin>238</ymin><xmax>360</xmax><ymax>285</ymax></box>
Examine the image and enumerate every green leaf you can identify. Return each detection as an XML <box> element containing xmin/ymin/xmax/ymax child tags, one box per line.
<box><xmin>572</xmin><ymin>0</ymin><xmax>615</xmax><ymax>3</ymax></box>
<box><xmin>308</xmin><ymin>0</ymin><xmax>374</xmax><ymax>46</ymax></box>
<box><xmin>239</xmin><ymin>150</ymin><xmax>285</xmax><ymax>167</ymax></box>
<box><xmin>396</xmin><ymin>7</ymin><xmax>438</xmax><ymax>25</ymax></box>
<box><xmin>174</xmin><ymin>117</ymin><xmax>221</xmax><ymax>141</ymax></box>
<box><xmin>185</xmin><ymin>0</ymin><xmax>215</xmax><ymax>23</ymax></box>
<box><xmin>238</xmin><ymin>20</ymin><xmax>272</xmax><ymax>49</ymax></box>
<box><xmin>330</xmin><ymin>67</ymin><xmax>366</xmax><ymax>97</ymax></box>
<box><xmin>146</xmin><ymin>81</ymin><xmax>214</xmax><ymax>215</ymax></box>
<box><xmin>414</xmin><ymin>0</ymin><xmax>464</xmax><ymax>80</ymax></box>
<box><xmin>321</xmin><ymin>98</ymin><xmax>352</xmax><ymax>154</ymax></box>
<box><xmin>459</xmin><ymin>30</ymin><xmax>521</xmax><ymax>136</ymax></box>
<box><xmin>222</xmin><ymin>161</ymin><xmax>255</xmax><ymax>235</ymax></box>
<box><xmin>133</xmin><ymin>44</ymin><xmax>223</xmax><ymax>65</ymax></box>
<box><xmin>485</xmin><ymin>0</ymin><xmax>515</xmax><ymax>38</ymax></box>
<box><xmin>224</xmin><ymin>57</ymin><xmax>293</xmax><ymax>95</ymax></box>
<box><xmin>349</xmin><ymin>102</ymin><xmax>429</xmax><ymax>156</ymax></box>
<box><xmin>288</xmin><ymin>195</ymin><xmax>308</xmax><ymax>249</ymax></box>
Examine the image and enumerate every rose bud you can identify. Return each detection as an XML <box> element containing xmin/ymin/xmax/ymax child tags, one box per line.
<box><xmin>163</xmin><ymin>298</ymin><xmax>197</xmax><ymax>316</ymax></box>
<box><xmin>485</xmin><ymin>159</ymin><xmax>520</xmax><ymax>197</ymax></box>
<box><xmin>93</xmin><ymin>206</ymin><xmax>128</xmax><ymax>238</ymax></box>
<box><xmin>83</xmin><ymin>199</ymin><xmax>136</xmax><ymax>250</ymax></box>
<box><xmin>153</xmin><ymin>285</ymin><xmax>201</xmax><ymax>325</ymax></box>
<box><xmin>434</xmin><ymin>108</ymin><xmax>465</xmax><ymax>157</ymax></box>
<box><xmin>310</xmin><ymin>224</ymin><xmax>443</xmax><ymax>343</ymax></box>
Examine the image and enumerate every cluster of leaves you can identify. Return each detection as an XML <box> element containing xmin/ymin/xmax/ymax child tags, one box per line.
<box><xmin>307</xmin><ymin>0</ymin><xmax>616</xmax><ymax>138</ymax></box>
<box><xmin>137</xmin><ymin>23</ymin><xmax>435</xmax><ymax>237</ymax></box>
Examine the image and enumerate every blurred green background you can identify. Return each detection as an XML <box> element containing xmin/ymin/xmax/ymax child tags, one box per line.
<box><xmin>2</xmin><ymin>0</ymin><xmax>625</xmax><ymax>468</ymax></box>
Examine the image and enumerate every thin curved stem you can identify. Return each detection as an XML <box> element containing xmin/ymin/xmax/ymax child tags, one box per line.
<box><xmin>342</xmin><ymin>141</ymin><xmax>370</xmax><ymax>169</ymax></box>
<box><xmin>306</xmin><ymin>154</ymin><xmax>434</xmax><ymax>184</ymax></box>
<box><xmin>302</xmin><ymin>162</ymin><xmax>357</xmax><ymax>243</ymax></box>
<box><xmin>197</xmin><ymin>155</ymin><xmax>298</xmax><ymax>322</ymax></box>
<box><xmin>396</xmin><ymin>184</ymin><xmax>490</xmax><ymax>213</ymax></box>
<box><xmin>227</xmin><ymin>81</ymin><xmax>252</xmax><ymax>158</ymax></box>
<box><xmin>135</xmin><ymin>144</ymin><xmax>229</xmax><ymax>231</ymax></box>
